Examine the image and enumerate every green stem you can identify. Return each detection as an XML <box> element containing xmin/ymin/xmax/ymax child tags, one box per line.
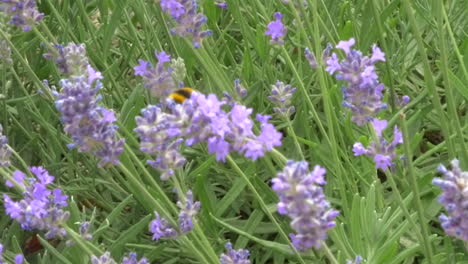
<box><xmin>321</xmin><ymin>242</ymin><xmax>339</xmax><ymax>264</ymax></box>
<box><xmin>401</xmin><ymin>0</ymin><xmax>455</xmax><ymax>161</ymax></box>
<box><xmin>227</xmin><ymin>156</ymin><xmax>307</xmax><ymax>264</ymax></box>
<box><xmin>435</xmin><ymin>2</ymin><xmax>468</xmax><ymax>165</ymax></box>
<box><xmin>399</xmin><ymin>113</ymin><xmax>434</xmax><ymax>262</ymax></box>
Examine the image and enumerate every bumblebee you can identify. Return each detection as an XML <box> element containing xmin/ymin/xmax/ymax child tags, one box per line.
<box><xmin>168</xmin><ymin>87</ymin><xmax>195</xmax><ymax>104</ymax></box>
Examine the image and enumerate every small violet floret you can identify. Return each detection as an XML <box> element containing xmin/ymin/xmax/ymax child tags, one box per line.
<box><xmin>219</xmin><ymin>242</ymin><xmax>251</xmax><ymax>264</ymax></box>
<box><xmin>0</xmin><ymin>0</ymin><xmax>44</xmax><ymax>31</ymax></box>
<box><xmin>265</xmin><ymin>12</ymin><xmax>287</xmax><ymax>45</ymax></box>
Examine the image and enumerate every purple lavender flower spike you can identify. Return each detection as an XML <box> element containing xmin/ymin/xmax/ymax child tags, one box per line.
<box><xmin>3</xmin><ymin>167</ymin><xmax>70</xmax><ymax>239</ymax></box>
<box><xmin>121</xmin><ymin>252</ymin><xmax>150</xmax><ymax>264</ymax></box>
<box><xmin>353</xmin><ymin>119</ymin><xmax>403</xmax><ymax>171</ymax></box>
<box><xmin>219</xmin><ymin>242</ymin><xmax>251</xmax><ymax>264</ymax></box>
<box><xmin>0</xmin><ymin>0</ymin><xmax>44</xmax><ymax>31</ymax></box>
<box><xmin>91</xmin><ymin>252</ymin><xmax>117</xmax><ymax>264</ymax></box>
<box><xmin>0</xmin><ymin>244</ymin><xmax>24</xmax><ymax>264</ymax></box>
<box><xmin>304</xmin><ymin>48</ymin><xmax>317</xmax><ymax>68</ymax></box>
<box><xmin>160</xmin><ymin>0</ymin><xmax>212</xmax><ymax>48</ymax></box>
<box><xmin>347</xmin><ymin>256</ymin><xmax>363</xmax><ymax>264</ymax></box>
<box><xmin>0</xmin><ymin>124</ymin><xmax>11</xmax><ymax>167</ymax></box>
<box><xmin>234</xmin><ymin>79</ymin><xmax>247</xmax><ymax>98</ymax></box>
<box><xmin>265</xmin><ymin>12</ymin><xmax>287</xmax><ymax>45</ymax></box>
<box><xmin>325</xmin><ymin>38</ymin><xmax>387</xmax><ymax>125</ymax></box>
<box><xmin>54</xmin><ymin>76</ymin><xmax>124</xmax><ymax>167</ymax></box>
<box><xmin>134</xmin><ymin>51</ymin><xmax>178</xmax><ymax>97</ymax></box>
<box><xmin>433</xmin><ymin>160</ymin><xmax>468</xmax><ymax>241</ymax></box>
<box><xmin>272</xmin><ymin>161</ymin><xmax>339</xmax><ymax>251</ymax></box>
<box><xmin>216</xmin><ymin>2</ymin><xmax>227</xmax><ymax>9</ymax></box>
<box><xmin>268</xmin><ymin>81</ymin><xmax>296</xmax><ymax>117</ymax></box>
<box><xmin>177</xmin><ymin>190</ymin><xmax>201</xmax><ymax>233</ymax></box>
<box><xmin>149</xmin><ymin>212</ymin><xmax>177</xmax><ymax>241</ymax></box>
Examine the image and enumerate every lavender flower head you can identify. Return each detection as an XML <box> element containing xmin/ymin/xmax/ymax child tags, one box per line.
<box><xmin>219</xmin><ymin>242</ymin><xmax>251</xmax><ymax>264</ymax></box>
<box><xmin>304</xmin><ymin>48</ymin><xmax>317</xmax><ymax>68</ymax></box>
<box><xmin>91</xmin><ymin>252</ymin><xmax>117</xmax><ymax>264</ymax></box>
<box><xmin>43</xmin><ymin>43</ymin><xmax>91</xmax><ymax>77</ymax></box>
<box><xmin>347</xmin><ymin>256</ymin><xmax>363</xmax><ymax>264</ymax></box>
<box><xmin>149</xmin><ymin>212</ymin><xmax>177</xmax><ymax>241</ymax></box>
<box><xmin>3</xmin><ymin>167</ymin><xmax>70</xmax><ymax>239</ymax></box>
<box><xmin>0</xmin><ymin>0</ymin><xmax>44</xmax><ymax>31</ymax></box>
<box><xmin>433</xmin><ymin>160</ymin><xmax>468</xmax><ymax>241</ymax></box>
<box><xmin>0</xmin><ymin>244</ymin><xmax>24</xmax><ymax>264</ymax></box>
<box><xmin>216</xmin><ymin>2</ymin><xmax>227</xmax><ymax>9</ymax></box>
<box><xmin>51</xmin><ymin>43</ymin><xmax>124</xmax><ymax>167</ymax></box>
<box><xmin>0</xmin><ymin>124</ymin><xmax>11</xmax><ymax>166</ymax></box>
<box><xmin>272</xmin><ymin>161</ymin><xmax>339</xmax><ymax>251</ymax></box>
<box><xmin>160</xmin><ymin>0</ymin><xmax>212</xmax><ymax>48</ymax></box>
<box><xmin>177</xmin><ymin>190</ymin><xmax>201</xmax><ymax>233</ymax></box>
<box><xmin>265</xmin><ymin>12</ymin><xmax>287</xmax><ymax>45</ymax></box>
<box><xmin>268</xmin><ymin>80</ymin><xmax>296</xmax><ymax>117</ymax></box>
<box><xmin>353</xmin><ymin>119</ymin><xmax>402</xmax><ymax>171</ymax></box>
<box><xmin>121</xmin><ymin>252</ymin><xmax>150</xmax><ymax>264</ymax></box>
<box><xmin>325</xmin><ymin>38</ymin><xmax>387</xmax><ymax>125</ymax></box>
<box><xmin>135</xmin><ymin>92</ymin><xmax>282</xmax><ymax>179</ymax></box>
<box><xmin>134</xmin><ymin>51</ymin><xmax>178</xmax><ymax>98</ymax></box>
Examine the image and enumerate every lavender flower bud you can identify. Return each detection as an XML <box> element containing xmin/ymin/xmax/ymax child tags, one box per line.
<box><xmin>234</xmin><ymin>79</ymin><xmax>247</xmax><ymax>98</ymax></box>
<box><xmin>0</xmin><ymin>0</ymin><xmax>44</xmax><ymax>32</ymax></box>
<box><xmin>433</xmin><ymin>160</ymin><xmax>468</xmax><ymax>241</ymax></box>
<box><xmin>268</xmin><ymin>80</ymin><xmax>296</xmax><ymax>117</ymax></box>
<box><xmin>265</xmin><ymin>12</ymin><xmax>287</xmax><ymax>45</ymax></box>
<box><xmin>347</xmin><ymin>256</ymin><xmax>363</xmax><ymax>264</ymax></box>
<box><xmin>0</xmin><ymin>244</ymin><xmax>24</xmax><ymax>264</ymax></box>
<box><xmin>352</xmin><ymin>119</ymin><xmax>403</xmax><ymax>171</ymax></box>
<box><xmin>304</xmin><ymin>48</ymin><xmax>317</xmax><ymax>68</ymax></box>
<box><xmin>272</xmin><ymin>161</ymin><xmax>339</xmax><ymax>251</ymax></box>
<box><xmin>160</xmin><ymin>0</ymin><xmax>212</xmax><ymax>48</ymax></box>
<box><xmin>177</xmin><ymin>190</ymin><xmax>201</xmax><ymax>233</ymax></box>
<box><xmin>0</xmin><ymin>124</ymin><xmax>11</xmax><ymax>166</ymax></box>
<box><xmin>0</xmin><ymin>39</ymin><xmax>12</xmax><ymax>65</ymax></box>
<box><xmin>121</xmin><ymin>252</ymin><xmax>150</xmax><ymax>264</ymax></box>
<box><xmin>170</xmin><ymin>57</ymin><xmax>187</xmax><ymax>85</ymax></box>
<box><xmin>91</xmin><ymin>252</ymin><xmax>117</xmax><ymax>264</ymax></box>
<box><xmin>216</xmin><ymin>2</ymin><xmax>227</xmax><ymax>9</ymax></box>
<box><xmin>3</xmin><ymin>167</ymin><xmax>70</xmax><ymax>239</ymax></box>
<box><xmin>325</xmin><ymin>38</ymin><xmax>387</xmax><ymax>125</ymax></box>
<box><xmin>134</xmin><ymin>51</ymin><xmax>178</xmax><ymax>97</ymax></box>
<box><xmin>149</xmin><ymin>212</ymin><xmax>177</xmax><ymax>241</ymax></box>
<box><xmin>219</xmin><ymin>242</ymin><xmax>251</xmax><ymax>264</ymax></box>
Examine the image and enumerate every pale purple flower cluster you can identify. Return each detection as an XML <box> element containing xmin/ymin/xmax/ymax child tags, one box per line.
<box><xmin>268</xmin><ymin>80</ymin><xmax>296</xmax><ymax>117</ymax></box>
<box><xmin>91</xmin><ymin>252</ymin><xmax>149</xmax><ymax>264</ymax></box>
<box><xmin>304</xmin><ymin>48</ymin><xmax>317</xmax><ymax>68</ymax></box>
<box><xmin>51</xmin><ymin>43</ymin><xmax>124</xmax><ymax>167</ymax></box>
<box><xmin>149</xmin><ymin>212</ymin><xmax>177</xmax><ymax>241</ymax></box>
<box><xmin>0</xmin><ymin>125</ymin><xmax>11</xmax><ymax>166</ymax></box>
<box><xmin>219</xmin><ymin>242</ymin><xmax>251</xmax><ymax>264</ymax></box>
<box><xmin>353</xmin><ymin>119</ymin><xmax>402</xmax><ymax>171</ymax></box>
<box><xmin>43</xmin><ymin>43</ymin><xmax>90</xmax><ymax>76</ymax></box>
<box><xmin>0</xmin><ymin>0</ymin><xmax>44</xmax><ymax>31</ymax></box>
<box><xmin>135</xmin><ymin>92</ymin><xmax>282</xmax><ymax>179</ymax></box>
<box><xmin>177</xmin><ymin>190</ymin><xmax>201</xmax><ymax>233</ymax></box>
<box><xmin>272</xmin><ymin>161</ymin><xmax>339</xmax><ymax>251</ymax></box>
<box><xmin>0</xmin><ymin>39</ymin><xmax>12</xmax><ymax>64</ymax></box>
<box><xmin>325</xmin><ymin>38</ymin><xmax>387</xmax><ymax>126</ymax></box>
<box><xmin>160</xmin><ymin>0</ymin><xmax>212</xmax><ymax>48</ymax></box>
<box><xmin>433</xmin><ymin>160</ymin><xmax>468</xmax><ymax>241</ymax></box>
<box><xmin>3</xmin><ymin>167</ymin><xmax>70</xmax><ymax>239</ymax></box>
<box><xmin>0</xmin><ymin>244</ymin><xmax>24</xmax><ymax>264</ymax></box>
<box><xmin>134</xmin><ymin>51</ymin><xmax>178</xmax><ymax>98</ymax></box>
<box><xmin>265</xmin><ymin>12</ymin><xmax>287</xmax><ymax>45</ymax></box>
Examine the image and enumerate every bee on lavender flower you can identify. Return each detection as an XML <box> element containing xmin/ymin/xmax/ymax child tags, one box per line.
<box><xmin>168</xmin><ymin>87</ymin><xmax>195</xmax><ymax>104</ymax></box>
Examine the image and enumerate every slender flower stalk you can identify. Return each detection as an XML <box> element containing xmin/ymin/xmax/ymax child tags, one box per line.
<box><xmin>219</xmin><ymin>242</ymin><xmax>251</xmax><ymax>264</ymax></box>
<box><xmin>265</xmin><ymin>12</ymin><xmax>287</xmax><ymax>45</ymax></box>
<box><xmin>325</xmin><ymin>38</ymin><xmax>387</xmax><ymax>125</ymax></box>
<box><xmin>3</xmin><ymin>167</ymin><xmax>70</xmax><ymax>239</ymax></box>
<box><xmin>353</xmin><ymin>119</ymin><xmax>403</xmax><ymax>171</ymax></box>
<box><xmin>0</xmin><ymin>124</ymin><xmax>11</xmax><ymax>166</ymax></box>
<box><xmin>0</xmin><ymin>0</ymin><xmax>44</xmax><ymax>31</ymax></box>
<box><xmin>272</xmin><ymin>161</ymin><xmax>339</xmax><ymax>251</ymax></box>
<box><xmin>433</xmin><ymin>160</ymin><xmax>468</xmax><ymax>241</ymax></box>
<box><xmin>160</xmin><ymin>0</ymin><xmax>212</xmax><ymax>48</ymax></box>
